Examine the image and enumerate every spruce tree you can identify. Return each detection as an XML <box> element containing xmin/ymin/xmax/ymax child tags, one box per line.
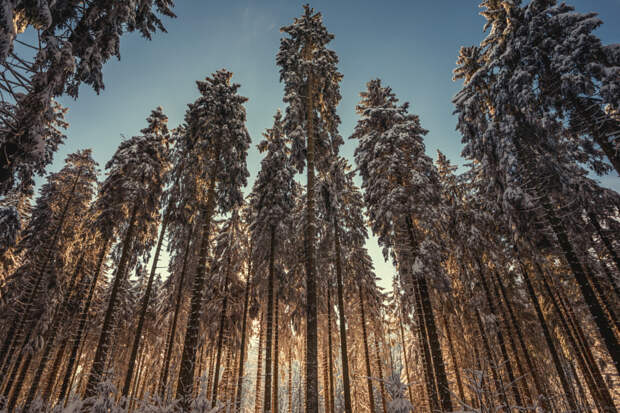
<box><xmin>175</xmin><ymin>69</ymin><xmax>250</xmax><ymax>411</ymax></box>
<box><xmin>276</xmin><ymin>7</ymin><xmax>342</xmax><ymax>411</ymax></box>
<box><xmin>84</xmin><ymin>112</ymin><xmax>169</xmax><ymax>398</ymax></box>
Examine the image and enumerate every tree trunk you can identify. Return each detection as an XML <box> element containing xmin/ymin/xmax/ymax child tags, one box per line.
<box><xmin>176</xmin><ymin>152</ymin><xmax>219</xmax><ymax>410</ymax></box>
<box><xmin>518</xmin><ymin>258</ymin><xmax>579</xmax><ymax>412</ymax></box>
<box><xmin>322</xmin><ymin>340</ymin><xmax>329</xmax><ymax>413</ymax></box>
<box><xmin>303</xmin><ymin>36</ymin><xmax>319</xmax><ymax>413</ymax></box>
<box><xmin>372</xmin><ymin>328</ymin><xmax>387</xmax><ymax>413</ymax></box>
<box><xmin>326</xmin><ymin>287</ymin><xmax>335</xmax><ymax>413</ymax></box>
<box><xmin>398</xmin><ymin>304</ymin><xmax>415</xmax><ymax>406</ymax></box>
<box><xmin>273</xmin><ymin>291</ymin><xmax>280</xmax><ymax>413</ymax></box>
<box><xmin>42</xmin><ymin>334</ymin><xmax>68</xmax><ymax>404</ymax></box>
<box><xmin>442</xmin><ymin>313</ymin><xmax>465</xmax><ymax>405</ymax></box>
<box><xmin>122</xmin><ymin>215</ymin><xmax>168</xmax><ymax>397</ymax></box>
<box><xmin>159</xmin><ymin>223</ymin><xmax>194</xmax><ymax>399</ymax></box>
<box><xmin>333</xmin><ymin>215</ymin><xmax>352</xmax><ymax>413</ymax></box>
<box><xmin>405</xmin><ymin>217</ymin><xmax>452</xmax><ymax>412</ymax></box>
<box><xmin>264</xmin><ymin>227</ymin><xmax>276</xmax><ymax>412</ymax></box>
<box><xmin>288</xmin><ymin>346</ymin><xmax>293</xmax><ymax>413</ymax></box>
<box><xmin>412</xmin><ymin>272</ymin><xmax>439</xmax><ymax>412</ymax></box>
<box><xmin>255</xmin><ymin>312</ymin><xmax>265</xmax><ymax>413</ymax></box>
<box><xmin>235</xmin><ymin>250</ymin><xmax>253</xmax><ymax>412</ymax></box>
<box><xmin>211</xmin><ymin>250</ymin><xmax>233</xmax><ymax>407</ymax></box>
<box><xmin>358</xmin><ymin>284</ymin><xmax>376</xmax><ymax>413</ymax></box>
<box><xmin>84</xmin><ymin>204</ymin><xmax>139</xmax><ymax>398</ymax></box>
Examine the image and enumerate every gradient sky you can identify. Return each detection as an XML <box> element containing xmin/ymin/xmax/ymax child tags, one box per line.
<box><xmin>48</xmin><ymin>0</ymin><xmax>620</xmax><ymax>291</ymax></box>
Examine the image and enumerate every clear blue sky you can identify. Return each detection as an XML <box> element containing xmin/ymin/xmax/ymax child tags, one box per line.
<box><xmin>50</xmin><ymin>0</ymin><xmax>620</xmax><ymax>290</ymax></box>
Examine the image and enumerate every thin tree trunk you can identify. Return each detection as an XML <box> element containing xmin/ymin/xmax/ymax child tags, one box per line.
<box><xmin>326</xmin><ymin>287</ymin><xmax>335</xmax><ymax>413</ymax></box>
<box><xmin>406</xmin><ymin>217</ymin><xmax>452</xmax><ymax>412</ymax></box>
<box><xmin>333</xmin><ymin>215</ymin><xmax>352</xmax><ymax>413</ymax></box>
<box><xmin>235</xmin><ymin>252</ymin><xmax>253</xmax><ymax>412</ymax></box>
<box><xmin>159</xmin><ymin>223</ymin><xmax>194</xmax><ymax>399</ymax></box>
<box><xmin>358</xmin><ymin>284</ymin><xmax>376</xmax><ymax>413</ymax></box>
<box><xmin>255</xmin><ymin>312</ymin><xmax>265</xmax><ymax>413</ymax></box>
<box><xmin>84</xmin><ymin>204</ymin><xmax>139</xmax><ymax>398</ymax></box>
<box><xmin>211</xmin><ymin>250</ymin><xmax>233</xmax><ymax>407</ymax></box>
<box><xmin>122</xmin><ymin>215</ymin><xmax>168</xmax><ymax>397</ymax></box>
<box><xmin>322</xmin><ymin>341</ymin><xmax>329</xmax><ymax>413</ymax></box>
<box><xmin>413</xmin><ymin>273</ymin><xmax>439</xmax><ymax>413</ymax></box>
<box><xmin>264</xmin><ymin>227</ymin><xmax>276</xmax><ymax>412</ymax></box>
<box><xmin>177</xmin><ymin>151</ymin><xmax>220</xmax><ymax>410</ymax></box>
<box><xmin>475</xmin><ymin>307</ymin><xmax>511</xmax><ymax>410</ymax></box>
<box><xmin>288</xmin><ymin>346</ymin><xmax>292</xmax><ymax>413</ymax></box>
<box><xmin>442</xmin><ymin>313</ymin><xmax>465</xmax><ymax>405</ymax></box>
<box><xmin>303</xmin><ymin>36</ymin><xmax>319</xmax><ymax>413</ymax></box>
<box><xmin>398</xmin><ymin>304</ymin><xmax>415</xmax><ymax>406</ymax></box>
<box><xmin>43</xmin><ymin>334</ymin><xmax>68</xmax><ymax>404</ymax></box>
<box><xmin>273</xmin><ymin>291</ymin><xmax>280</xmax><ymax>413</ymax></box>
<box><xmin>372</xmin><ymin>328</ymin><xmax>387</xmax><ymax>413</ymax></box>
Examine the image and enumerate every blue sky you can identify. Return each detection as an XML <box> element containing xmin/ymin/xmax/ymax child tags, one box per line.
<box><xmin>50</xmin><ymin>0</ymin><xmax>620</xmax><ymax>290</ymax></box>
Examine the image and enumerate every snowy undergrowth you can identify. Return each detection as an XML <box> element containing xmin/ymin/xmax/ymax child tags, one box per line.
<box><xmin>0</xmin><ymin>381</ymin><xmax>227</xmax><ymax>413</ymax></box>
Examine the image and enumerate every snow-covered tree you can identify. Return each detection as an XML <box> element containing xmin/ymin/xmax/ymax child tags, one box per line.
<box><xmin>453</xmin><ymin>0</ymin><xmax>620</xmax><ymax>379</ymax></box>
<box><xmin>84</xmin><ymin>109</ymin><xmax>170</xmax><ymax>399</ymax></box>
<box><xmin>175</xmin><ymin>69</ymin><xmax>250</xmax><ymax>411</ymax></box>
<box><xmin>0</xmin><ymin>0</ymin><xmax>175</xmax><ymax>199</ymax></box>
<box><xmin>276</xmin><ymin>6</ymin><xmax>342</xmax><ymax>411</ymax></box>
<box><xmin>351</xmin><ymin>78</ymin><xmax>453</xmax><ymax>412</ymax></box>
<box><xmin>248</xmin><ymin>110</ymin><xmax>296</xmax><ymax>413</ymax></box>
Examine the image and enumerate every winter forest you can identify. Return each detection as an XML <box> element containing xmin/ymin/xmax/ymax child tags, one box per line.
<box><xmin>0</xmin><ymin>0</ymin><xmax>619</xmax><ymax>412</ymax></box>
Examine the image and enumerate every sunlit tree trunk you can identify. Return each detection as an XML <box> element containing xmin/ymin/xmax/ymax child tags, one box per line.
<box><xmin>255</xmin><ymin>312</ymin><xmax>265</xmax><ymax>413</ymax></box>
<box><xmin>333</xmin><ymin>216</ymin><xmax>352</xmax><ymax>412</ymax></box>
<box><xmin>235</xmin><ymin>254</ymin><xmax>253</xmax><ymax>412</ymax></box>
<box><xmin>358</xmin><ymin>284</ymin><xmax>376</xmax><ymax>413</ymax></box>
<box><xmin>122</xmin><ymin>215</ymin><xmax>168</xmax><ymax>397</ymax></box>
<box><xmin>177</xmin><ymin>149</ymin><xmax>220</xmax><ymax>410</ymax></box>
<box><xmin>264</xmin><ymin>227</ymin><xmax>276</xmax><ymax>412</ymax></box>
<box><xmin>159</xmin><ymin>224</ymin><xmax>194</xmax><ymax>399</ymax></box>
<box><xmin>84</xmin><ymin>204</ymin><xmax>139</xmax><ymax>398</ymax></box>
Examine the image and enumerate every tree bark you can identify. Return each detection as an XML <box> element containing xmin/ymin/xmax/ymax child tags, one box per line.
<box><xmin>211</xmin><ymin>249</ymin><xmax>233</xmax><ymax>407</ymax></box>
<box><xmin>326</xmin><ymin>286</ymin><xmax>335</xmax><ymax>413</ymax></box>
<box><xmin>176</xmin><ymin>150</ymin><xmax>219</xmax><ymax>410</ymax></box>
<box><xmin>303</xmin><ymin>35</ymin><xmax>319</xmax><ymax>413</ymax></box>
<box><xmin>84</xmin><ymin>204</ymin><xmax>139</xmax><ymax>398</ymax></box>
<box><xmin>358</xmin><ymin>284</ymin><xmax>376</xmax><ymax>413</ymax></box>
<box><xmin>255</xmin><ymin>312</ymin><xmax>265</xmax><ymax>413</ymax></box>
<box><xmin>122</xmin><ymin>215</ymin><xmax>168</xmax><ymax>397</ymax></box>
<box><xmin>235</xmin><ymin>250</ymin><xmax>253</xmax><ymax>412</ymax></box>
<box><xmin>273</xmin><ymin>289</ymin><xmax>280</xmax><ymax>413</ymax></box>
<box><xmin>442</xmin><ymin>313</ymin><xmax>465</xmax><ymax>405</ymax></box>
<box><xmin>333</xmin><ymin>215</ymin><xmax>352</xmax><ymax>413</ymax></box>
<box><xmin>159</xmin><ymin>223</ymin><xmax>194</xmax><ymax>399</ymax></box>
